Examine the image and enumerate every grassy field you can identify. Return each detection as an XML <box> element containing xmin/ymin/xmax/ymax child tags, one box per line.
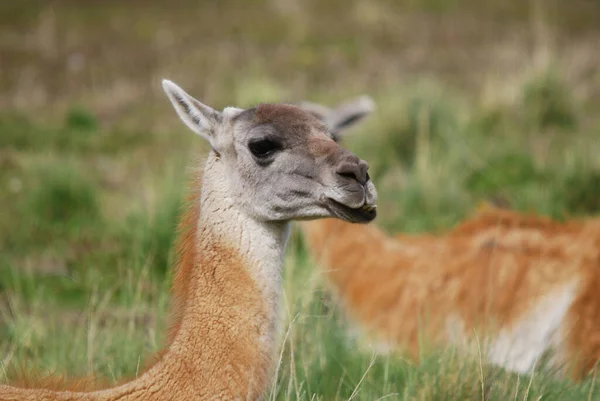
<box><xmin>1</xmin><ymin>0</ymin><xmax>600</xmax><ymax>399</ymax></box>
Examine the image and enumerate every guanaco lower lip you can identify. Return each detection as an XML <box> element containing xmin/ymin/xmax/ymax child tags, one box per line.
<box><xmin>326</xmin><ymin>197</ymin><xmax>377</xmax><ymax>222</ymax></box>
<box><xmin>360</xmin><ymin>203</ymin><xmax>377</xmax><ymax>213</ymax></box>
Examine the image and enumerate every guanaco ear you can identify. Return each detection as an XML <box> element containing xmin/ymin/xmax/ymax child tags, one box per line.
<box><xmin>296</xmin><ymin>102</ymin><xmax>333</xmax><ymax>123</ymax></box>
<box><xmin>298</xmin><ymin>95</ymin><xmax>375</xmax><ymax>142</ymax></box>
<box><xmin>162</xmin><ymin>79</ymin><xmax>223</xmax><ymax>150</ymax></box>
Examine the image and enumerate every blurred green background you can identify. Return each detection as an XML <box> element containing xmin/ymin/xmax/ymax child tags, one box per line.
<box><xmin>1</xmin><ymin>0</ymin><xmax>599</xmax><ymax>399</ymax></box>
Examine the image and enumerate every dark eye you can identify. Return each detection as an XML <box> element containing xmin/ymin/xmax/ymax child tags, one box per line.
<box><xmin>248</xmin><ymin>139</ymin><xmax>282</xmax><ymax>159</ymax></box>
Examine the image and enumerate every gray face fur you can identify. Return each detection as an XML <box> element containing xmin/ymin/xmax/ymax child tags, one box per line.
<box><xmin>162</xmin><ymin>80</ymin><xmax>377</xmax><ymax>223</ymax></box>
<box><xmin>295</xmin><ymin>95</ymin><xmax>377</xmax><ymax>207</ymax></box>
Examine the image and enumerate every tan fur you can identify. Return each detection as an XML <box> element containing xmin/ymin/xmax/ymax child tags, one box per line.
<box><xmin>164</xmin><ymin>166</ymin><xmax>203</xmax><ymax>347</ymax></box>
<box><xmin>302</xmin><ymin>210</ymin><xmax>600</xmax><ymax>379</ymax></box>
<box><xmin>2</xmin><ymin>167</ymin><xmax>205</xmax><ymax>396</ymax></box>
<box><xmin>443</xmin><ymin>205</ymin><xmax>600</xmax><ymax>261</ymax></box>
<box><xmin>0</xmin><ymin>185</ymin><xmax>271</xmax><ymax>400</ymax></box>
<box><xmin>4</xmin><ymin>364</ymin><xmax>105</xmax><ymax>393</ymax></box>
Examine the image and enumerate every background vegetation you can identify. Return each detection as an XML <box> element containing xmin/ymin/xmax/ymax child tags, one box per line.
<box><xmin>1</xmin><ymin>0</ymin><xmax>599</xmax><ymax>399</ymax></box>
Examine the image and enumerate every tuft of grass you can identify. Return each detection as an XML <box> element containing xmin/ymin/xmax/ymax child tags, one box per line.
<box><xmin>64</xmin><ymin>107</ymin><xmax>98</xmax><ymax>133</ymax></box>
<box><xmin>466</xmin><ymin>153</ymin><xmax>546</xmax><ymax>197</ymax></box>
<box><xmin>121</xmin><ymin>171</ymin><xmax>185</xmax><ymax>277</ymax></box>
<box><xmin>522</xmin><ymin>69</ymin><xmax>578</xmax><ymax>131</ymax></box>
<box><xmin>0</xmin><ymin>110</ymin><xmax>98</xmax><ymax>152</ymax></box>
<box><xmin>561</xmin><ymin>170</ymin><xmax>600</xmax><ymax>216</ymax></box>
<box><xmin>0</xmin><ymin>112</ymin><xmax>49</xmax><ymax>150</ymax></box>
<box><xmin>23</xmin><ymin>164</ymin><xmax>100</xmax><ymax>230</ymax></box>
<box><xmin>360</xmin><ymin>86</ymin><xmax>461</xmax><ymax>172</ymax></box>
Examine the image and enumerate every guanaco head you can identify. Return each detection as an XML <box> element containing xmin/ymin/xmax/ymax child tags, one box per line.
<box><xmin>162</xmin><ymin>80</ymin><xmax>377</xmax><ymax>223</ymax></box>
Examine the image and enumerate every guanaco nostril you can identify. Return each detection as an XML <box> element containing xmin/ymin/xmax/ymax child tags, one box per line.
<box><xmin>338</xmin><ymin>171</ymin><xmax>358</xmax><ymax>180</ymax></box>
<box><xmin>337</xmin><ymin>162</ymin><xmax>368</xmax><ymax>185</ymax></box>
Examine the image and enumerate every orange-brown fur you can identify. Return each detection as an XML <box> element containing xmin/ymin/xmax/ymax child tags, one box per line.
<box><xmin>3</xmin><ymin>365</ymin><xmax>105</xmax><ymax>393</ymax></box>
<box><xmin>1</xmin><ymin>167</ymin><xmax>204</xmax><ymax>395</ymax></box>
<box><xmin>302</xmin><ymin>211</ymin><xmax>600</xmax><ymax>379</ymax></box>
<box><xmin>294</xmin><ymin>94</ymin><xmax>600</xmax><ymax>378</ymax></box>
<box><xmin>0</xmin><ymin>167</ymin><xmax>272</xmax><ymax>400</ymax></box>
<box><xmin>164</xmin><ymin>166</ymin><xmax>203</xmax><ymax>347</ymax></box>
<box><xmin>437</xmin><ymin>206</ymin><xmax>600</xmax><ymax>260</ymax></box>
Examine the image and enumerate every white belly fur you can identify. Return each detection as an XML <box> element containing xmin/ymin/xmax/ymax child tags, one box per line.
<box><xmin>487</xmin><ymin>280</ymin><xmax>578</xmax><ymax>373</ymax></box>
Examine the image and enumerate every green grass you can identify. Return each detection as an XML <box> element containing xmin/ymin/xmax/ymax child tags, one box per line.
<box><xmin>1</xmin><ymin>0</ymin><xmax>600</xmax><ymax>399</ymax></box>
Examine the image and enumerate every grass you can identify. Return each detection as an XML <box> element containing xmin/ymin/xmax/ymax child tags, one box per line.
<box><xmin>1</xmin><ymin>0</ymin><xmax>600</xmax><ymax>399</ymax></box>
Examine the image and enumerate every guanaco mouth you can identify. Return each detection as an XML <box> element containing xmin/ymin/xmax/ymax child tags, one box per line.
<box><xmin>326</xmin><ymin>197</ymin><xmax>377</xmax><ymax>223</ymax></box>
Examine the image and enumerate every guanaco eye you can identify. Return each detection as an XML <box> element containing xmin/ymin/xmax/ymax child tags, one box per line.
<box><xmin>248</xmin><ymin>139</ymin><xmax>282</xmax><ymax>159</ymax></box>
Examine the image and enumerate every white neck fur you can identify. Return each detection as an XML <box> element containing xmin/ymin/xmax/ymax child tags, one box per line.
<box><xmin>198</xmin><ymin>152</ymin><xmax>291</xmax><ymax>345</ymax></box>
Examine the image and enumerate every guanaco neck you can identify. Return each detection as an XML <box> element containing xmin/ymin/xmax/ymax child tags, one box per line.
<box><xmin>152</xmin><ymin>152</ymin><xmax>290</xmax><ymax>399</ymax></box>
<box><xmin>0</xmin><ymin>152</ymin><xmax>290</xmax><ymax>401</ymax></box>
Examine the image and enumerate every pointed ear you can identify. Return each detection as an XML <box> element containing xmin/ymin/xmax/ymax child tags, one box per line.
<box><xmin>162</xmin><ymin>79</ymin><xmax>223</xmax><ymax>148</ymax></box>
<box><xmin>327</xmin><ymin>95</ymin><xmax>375</xmax><ymax>139</ymax></box>
<box><xmin>297</xmin><ymin>96</ymin><xmax>375</xmax><ymax>142</ymax></box>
